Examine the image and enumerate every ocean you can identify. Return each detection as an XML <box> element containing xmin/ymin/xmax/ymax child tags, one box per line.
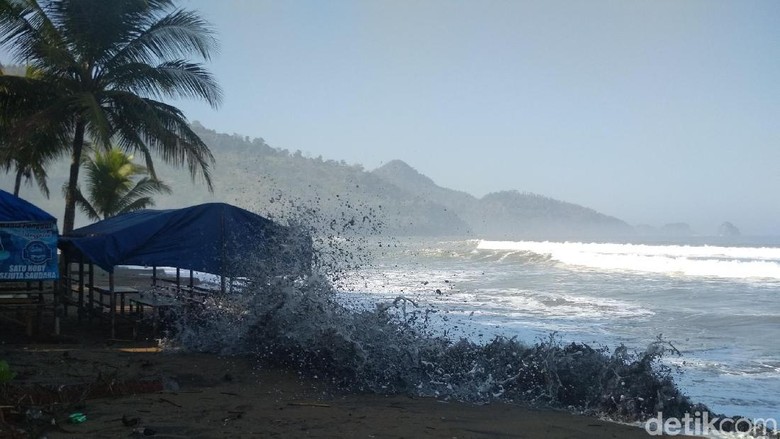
<box><xmin>335</xmin><ymin>237</ymin><xmax>780</xmax><ymax>422</ymax></box>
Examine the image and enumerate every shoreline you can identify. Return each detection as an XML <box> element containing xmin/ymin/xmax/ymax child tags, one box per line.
<box><xmin>1</xmin><ymin>330</ymin><xmax>685</xmax><ymax>438</ymax></box>
<box><xmin>1</xmin><ymin>266</ymin><xmax>701</xmax><ymax>437</ymax></box>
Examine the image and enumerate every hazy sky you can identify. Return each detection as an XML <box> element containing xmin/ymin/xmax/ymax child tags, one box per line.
<box><xmin>6</xmin><ymin>1</ymin><xmax>778</xmax><ymax>235</ymax></box>
<box><xmin>174</xmin><ymin>0</ymin><xmax>779</xmax><ymax>235</ymax></box>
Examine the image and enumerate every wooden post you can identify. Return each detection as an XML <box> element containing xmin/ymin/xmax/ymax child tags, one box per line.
<box><xmin>88</xmin><ymin>263</ymin><xmax>95</xmax><ymax>324</ymax></box>
<box><xmin>53</xmin><ymin>277</ymin><xmax>60</xmax><ymax>336</ymax></box>
<box><xmin>77</xmin><ymin>257</ymin><xmax>85</xmax><ymax>323</ymax></box>
<box><xmin>60</xmin><ymin>250</ymin><xmax>69</xmax><ymax>318</ymax></box>
<box><xmin>36</xmin><ymin>280</ymin><xmax>43</xmax><ymax>335</ymax></box>
<box><xmin>152</xmin><ymin>266</ymin><xmax>157</xmax><ymax>286</ymax></box>
<box><xmin>188</xmin><ymin>269</ymin><xmax>195</xmax><ymax>299</ymax></box>
<box><xmin>109</xmin><ymin>272</ymin><xmax>115</xmax><ymax>339</ymax></box>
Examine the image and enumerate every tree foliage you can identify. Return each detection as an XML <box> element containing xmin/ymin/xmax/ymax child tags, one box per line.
<box><xmin>71</xmin><ymin>147</ymin><xmax>171</xmax><ymax>220</ymax></box>
<box><xmin>0</xmin><ymin>64</ymin><xmax>65</xmax><ymax>197</ymax></box>
<box><xmin>0</xmin><ymin>0</ymin><xmax>221</xmax><ymax>232</ymax></box>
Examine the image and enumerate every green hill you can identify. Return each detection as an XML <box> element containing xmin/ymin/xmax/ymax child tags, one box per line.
<box><xmin>371</xmin><ymin>159</ymin><xmax>632</xmax><ymax>239</ymax></box>
<box><xmin>1</xmin><ymin>123</ymin><xmax>632</xmax><ymax>239</ymax></box>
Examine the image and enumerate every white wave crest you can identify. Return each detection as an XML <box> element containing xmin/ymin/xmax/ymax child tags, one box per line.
<box><xmin>477</xmin><ymin>240</ymin><xmax>780</xmax><ymax>280</ymax></box>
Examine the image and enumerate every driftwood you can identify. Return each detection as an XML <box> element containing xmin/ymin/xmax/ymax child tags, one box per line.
<box><xmin>287</xmin><ymin>402</ymin><xmax>331</xmax><ymax>408</ymax></box>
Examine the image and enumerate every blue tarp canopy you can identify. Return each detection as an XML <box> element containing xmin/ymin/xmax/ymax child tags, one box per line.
<box><xmin>59</xmin><ymin>203</ymin><xmax>311</xmax><ymax>277</ymax></box>
<box><xmin>0</xmin><ymin>190</ymin><xmax>59</xmax><ymax>281</ymax></box>
<box><xmin>0</xmin><ymin>189</ymin><xmax>56</xmax><ymax>222</ymax></box>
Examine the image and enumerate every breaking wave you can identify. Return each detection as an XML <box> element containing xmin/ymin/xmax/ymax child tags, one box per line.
<box><xmin>167</xmin><ymin>271</ymin><xmax>703</xmax><ymax>422</ymax></box>
<box><xmin>159</xmin><ymin>216</ymin><xmax>708</xmax><ymax>424</ymax></box>
<box><xmin>477</xmin><ymin>240</ymin><xmax>780</xmax><ymax>280</ymax></box>
<box><xmin>150</xmin><ymin>193</ymin><xmax>769</xmax><ymax>430</ymax></box>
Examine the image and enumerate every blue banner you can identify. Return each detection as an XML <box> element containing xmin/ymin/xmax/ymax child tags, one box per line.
<box><xmin>0</xmin><ymin>221</ymin><xmax>59</xmax><ymax>281</ymax></box>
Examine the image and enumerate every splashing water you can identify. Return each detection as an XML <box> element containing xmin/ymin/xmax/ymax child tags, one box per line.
<box><xmin>168</xmin><ymin>269</ymin><xmax>705</xmax><ymax>421</ymax></box>
<box><xmin>158</xmin><ymin>198</ymin><xmax>721</xmax><ymax>425</ymax></box>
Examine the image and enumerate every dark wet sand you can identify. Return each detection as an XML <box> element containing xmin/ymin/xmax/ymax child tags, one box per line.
<box><xmin>1</xmin><ymin>267</ymin><xmax>688</xmax><ymax>438</ymax></box>
<box><xmin>1</xmin><ymin>330</ymin><xmax>688</xmax><ymax>438</ymax></box>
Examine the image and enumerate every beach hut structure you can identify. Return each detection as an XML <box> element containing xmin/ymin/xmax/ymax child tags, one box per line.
<box><xmin>59</xmin><ymin>202</ymin><xmax>312</xmax><ymax>337</ymax></box>
<box><xmin>0</xmin><ymin>189</ymin><xmax>60</xmax><ymax>335</ymax></box>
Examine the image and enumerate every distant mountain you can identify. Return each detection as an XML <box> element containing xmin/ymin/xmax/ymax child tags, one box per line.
<box><xmin>1</xmin><ymin>123</ymin><xmax>632</xmax><ymax>239</ymax></box>
<box><xmin>372</xmin><ymin>160</ymin><xmax>632</xmax><ymax>239</ymax></box>
<box><xmin>473</xmin><ymin>190</ymin><xmax>632</xmax><ymax>239</ymax></box>
<box><xmin>717</xmin><ymin>221</ymin><xmax>740</xmax><ymax>237</ymax></box>
<box><xmin>660</xmin><ymin>222</ymin><xmax>694</xmax><ymax>237</ymax></box>
<box><xmin>372</xmin><ymin>160</ymin><xmax>478</xmax><ymax>216</ymax></box>
<box><xmin>167</xmin><ymin>125</ymin><xmax>471</xmax><ymax>236</ymax></box>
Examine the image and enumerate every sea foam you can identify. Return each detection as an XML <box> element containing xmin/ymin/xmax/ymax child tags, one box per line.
<box><xmin>477</xmin><ymin>240</ymin><xmax>780</xmax><ymax>280</ymax></box>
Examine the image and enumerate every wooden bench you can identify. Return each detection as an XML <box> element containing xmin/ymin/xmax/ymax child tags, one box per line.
<box><xmin>128</xmin><ymin>286</ymin><xmax>210</xmax><ymax>338</ymax></box>
<box><xmin>0</xmin><ymin>296</ymin><xmax>45</xmax><ymax>336</ymax></box>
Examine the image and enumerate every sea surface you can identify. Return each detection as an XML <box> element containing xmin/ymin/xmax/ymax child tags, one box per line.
<box><xmin>335</xmin><ymin>237</ymin><xmax>780</xmax><ymax>421</ymax></box>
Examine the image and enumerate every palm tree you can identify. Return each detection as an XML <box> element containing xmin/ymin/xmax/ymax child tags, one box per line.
<box><xmin>1</xmin><ymin>129</ymin><xmax>60</xmax><ymax>197</ymax></box>
<box><xmin>72</xmin><ymin>148</ymin><xmax>171</xmax><ymax>220</ymax></box>
<box><xmin>0</xmin><ymin>64</ymin><xmax>64</xmax><ymax>197</ymax></box>
<box><xmin>0</xmin><ymin>0</ymin><xmax>222</xmax><ymax>233</ymax></box>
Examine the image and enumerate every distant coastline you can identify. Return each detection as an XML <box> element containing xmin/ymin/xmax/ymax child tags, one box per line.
<box><xmin>1</xmin><ymin>123</ymin><xmax>770</xmax><ymax>241</ymax></box>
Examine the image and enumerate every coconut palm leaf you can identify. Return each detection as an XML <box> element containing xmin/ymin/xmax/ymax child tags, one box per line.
<box><xmin>0</xmin><ymin>0</ymin><xmax>221</xmax><ymax>232</ymax></box>
<box><xmin>0</xmin><ymin>65</ymin><xmax>66</xmax><ymax>196</ymax></box>
<box><xmin>69</xmin><ymin>183</ymin><xmax>100</xmax><ymax>222</ymax></box>
<box><xmin>113</xmin><ymin>177</ymin><xmax>171</xmax><ymax>214</ymax></box>
<box><xmin>76</xmin><ymin>148</ymin><xmax>171</xmax><ymax>220</ymax></box>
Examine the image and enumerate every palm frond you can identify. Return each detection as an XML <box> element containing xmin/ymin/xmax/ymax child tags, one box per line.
<box><xmin>76</xmin><ymin>91</ymin><xmax>112</xmax><ymax>148</ymax></box>
<box><xmin>30</xmin><ymin>162</ymin><xmax>49</xmax><ymax>197</ymax></box>
<box><xmin>77</xmin><ymin>148</ymin><xmax>170</xmax><ymax>219</ymax></box>
<box><xmin>114</xmin><ymin>177</ymin><xmax>170</xmax><ymax>214</ymax></box>
<box><xmin>0</xmin><ymin>0</ymin><xmax>76</xmax><ymax>74</ymax></box>
<box><xmin>127</xmin><ymin>176</ymin><xmax>171</xmax><ymax>198</ymax></box>
<box><xmin>64</xmin><ymin>182</ymin><xmax>100</xmax><ymax>221</ymax></box>
<box><xmin>103</xmin><ymin>7</ymin><xmax>218</xmax><ymax>72</ymax></box>
<box><xmin>104</xmin><ymin>91</ymin><xmax>214</xmax><ymax>190</ymax></box>
<box><xmin>116</xmin><ymin>196</ymin><xmax>154</xmax><ymax>215</ymax></box>
<box><xmin>2</xmin><ymin>0</ymin><xmax>218</xmax><ymax>230</ymax></box>
<box><xmin>105</xmin><ymin>60</ymin><xmax>221</xmax><ymax>106</ymax></box>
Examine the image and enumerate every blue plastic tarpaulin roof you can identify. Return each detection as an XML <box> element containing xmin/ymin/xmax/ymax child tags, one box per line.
<box><xmin>59</xmin><ymin>203</ymin><xmax>311</xmax><ymax>276</ymax></box>
<box><xmin>0</xmin><ymin>190</ymin><xmax>59</xmax><ymax>282</ymax></box>
<box><xmin>0</xmin><ymin>189</ymin><xmax>57</xmax><ymax>222</ymax></box>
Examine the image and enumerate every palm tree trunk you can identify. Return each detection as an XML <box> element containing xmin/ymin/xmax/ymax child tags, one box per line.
<box><xmin>13</xmin><ymin>169</ymin><xmax>23</xmax><ymax>196</ymax></box>
<box><xmin>63</xmin><ymin>120</ymin><xmax>86</xmax><ymax>234</ymax></box>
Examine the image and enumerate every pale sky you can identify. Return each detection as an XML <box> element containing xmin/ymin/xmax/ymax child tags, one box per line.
<box><xmin>7</xmin><ymin>1</ymin><xmax>780</xmax><ymax>235</ymax></box>
<box><xmin>174</xmin><ymin>0</ymin><xmax>780</xmax><ymax>236</ymax></box>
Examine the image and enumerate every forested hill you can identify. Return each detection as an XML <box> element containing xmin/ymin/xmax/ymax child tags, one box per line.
<box><xmin>1</xmin><ymin>123</ymin><xmax>633</xmax><ymax>238</ymax></box>
<box><xmin>371</xmin><ymin>159</ymin><xmax>633</xmax><ymax>239</ymax></box>
<box><xmin>177</xmin><ymin>124</ymin><xmax>472</xmax><ymax>236</ymax></box>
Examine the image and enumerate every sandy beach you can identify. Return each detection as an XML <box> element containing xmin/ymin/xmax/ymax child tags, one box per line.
<box><xmin>0</xmin><ymin>311</ymin><xmax>686</xmax><ymax>439</ymax></box>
